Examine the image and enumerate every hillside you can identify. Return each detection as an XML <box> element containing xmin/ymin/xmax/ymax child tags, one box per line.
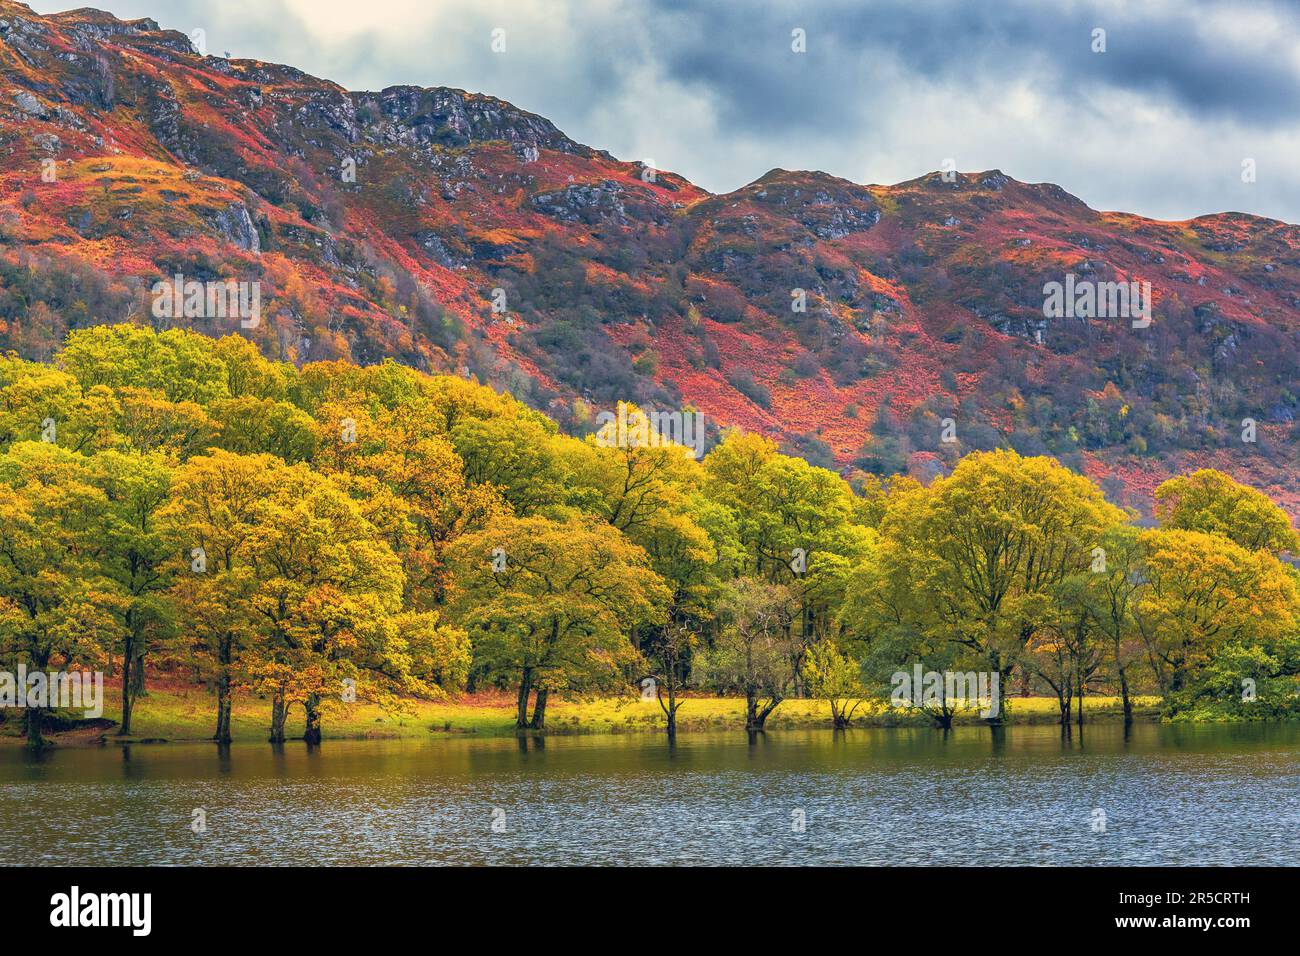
<box><xmin>1</xmin><ymin>1</ymin><xmax>1297</xmax><ymax>516</ymax></box>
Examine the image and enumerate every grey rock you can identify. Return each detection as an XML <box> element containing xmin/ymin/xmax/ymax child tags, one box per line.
<box><xmin>212</xmin><ymin>202</ymin><xmax>261</xmax><ymax>253</ymax></box>
<box><xmin>12</xmin><ymin>89</ymin><xmax>45</xmax><ymax>117</ymax></box>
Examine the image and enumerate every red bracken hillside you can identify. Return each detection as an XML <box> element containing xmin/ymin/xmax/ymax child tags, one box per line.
<box><xmin>1</xmin><ymin>2</ymin><xmax>1297</xmax><ymax>516</ymax></box>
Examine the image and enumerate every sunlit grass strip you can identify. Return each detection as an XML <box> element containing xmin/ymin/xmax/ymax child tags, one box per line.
<box><xmin>0</xmin><ymin>685</ymin><xmax>1162</xmax><ymax>744</ymax></box>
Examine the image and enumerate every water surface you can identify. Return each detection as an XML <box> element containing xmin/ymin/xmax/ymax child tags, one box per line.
<box><xmin>1</xmin><ymin>723</ymin><xmax>1295</xmax><ymax>865</ymax></box>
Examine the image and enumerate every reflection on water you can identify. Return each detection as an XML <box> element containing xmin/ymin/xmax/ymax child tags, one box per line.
<box><xmin>1</xmin><ymin>723</ymin><xmax>1296</xmax><ymax>865</ymax></box>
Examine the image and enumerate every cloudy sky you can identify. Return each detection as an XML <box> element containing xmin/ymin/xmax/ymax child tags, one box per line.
<box><xmin>31</xmin><ymin>0</ymin><xmax>1300</xmax><ymax>223</ymax></box>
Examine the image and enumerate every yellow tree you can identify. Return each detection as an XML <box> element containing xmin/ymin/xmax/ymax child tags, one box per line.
<box><xmin>246</xmin><ymin>463</ymin><xmax>407</xmax><ymax>743</ymax></box>
<box><xmin>59</xmin><ymin>325</ymin><xmax>231</xmax><ymax>405</ymax></box>
<box><xmin>209</xmin><ymin>395</ymin><xmax>317</xmax><ymax>462</ymax></box>
<box><xmin>0</xmin><ymin>442</ymin><xmax>125</xmax><ymax>747</ymax></box>
<box><xmin>113</xmin><ymin>388</ymin><xmax>217</xmax><ymax>460</ymax></box>
<box><xmin>0</xmin><ymin>363</ymin><xmax>120</xmax><ymax>454</ymax></box>
<box><xmin>312</xmin><ymin>400</ymin><xmax>508</xmax><ymax>607</ymax></box>
<box><xmin>565</xmin><ymin>406</ymin><xmax>755</xmax><ymax>698</ymax></box>
<box><xmin>1135</xmin><ymin>528</ymin><xmax>1300</xmax><ymax>697</ymax></box>
<box><xmin>445</xmin><ymin>514</ymin><xmax>670</xmax><ymax>729</ymax></box>
<box><xmin>864</xmin><ymin>449</ymin><xmax>1125</xmax><ymax>718</ymax></box>
<box><xmin>451</xmin><ymin>412</ymin><xmax>576</xmax><ymax>515</ymax></box>
<box><xmin>1155</xmin><ymin>469</ymin><xmax>1300</xmax><ymax>555</ymax></box>
<box><xmin>581</xmin><ymin>403</ymin><xmax>703</xmax><ymax>537</ymax></box>
<box><xmin>801</xmin><ymin>639</ymin><xmax>868</xmax><ymax>729</ymax></box>
<box><xmin>161</xmin><ymin>450</ymin><xmax>287</xmax><ymax>742</ymax></box>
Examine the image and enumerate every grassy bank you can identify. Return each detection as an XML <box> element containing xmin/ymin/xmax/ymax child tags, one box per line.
<box><xmin>0</xmin><ymin>680</ymin><xmax>1162</xmax><ymax>745</ymax></box>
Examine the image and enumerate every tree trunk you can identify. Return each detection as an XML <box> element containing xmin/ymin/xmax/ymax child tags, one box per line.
<box><xmin>984</xmin><ymin>653</ymin><xmax>1011</xmax><ymax>725</ymax></box>
<box><xmin>25</xmin><ymin>704</ymin><xmax>44</xmax><ymax>749</ymax></box>
<box><xmin>119</xmin><ymin>638</ymin><xmax>135</xmax><ymax>736</ymax></box>
<box><xmin>1169</xmin><ymin>668</ymin><xmax>1184</xmax><ymax>693</ymax></box>
<box><xmin>515</xmin><ymin>668</ymin><xmax>533</xmax><ymax>729</ymax></box>
<box><xmin>214</xmin><ymin>694</ymin><xmax>231</xmax><ymax>742</ymax></box>
<box><xmin>748</xmin><ymin>696</ymin><xmax>780</xmax><ymax>731</ymax></box>
<box><xmin>529</xmin><ymin>688</ymin><xmax>549</xmax><ymax>730</ymax></box>
<box><xmin>657</xmin><ymin>676</ymin><xmax>680</xmax><ymax>742</ymax></box>
<box><xmin>269</xmin><ymin>691</ymin><xmax>287</xmax><ymax>743</ymax></box>
<box><xmin>213</xmin><ymin>635</ymin><xmax>232</xmax><ymax>743</ymax></box>
<box><xmin>1116</xmin><ymin>652</ymin><xmax>1133</xmax><ymax>725</ymax></box>
<box><xmin>829</xmin><ymin>698</ymin><xmax>849</xmax><ymax>730</ymax></box>
<box><xmin>131</xmin><ymin>644</ymin><xmax>147</xmax><ymax>698</ymax></box>
<box><xmin>303</xmin><ymin>693</ymin><xmax>321</xmax><ymax>745</ymax></box>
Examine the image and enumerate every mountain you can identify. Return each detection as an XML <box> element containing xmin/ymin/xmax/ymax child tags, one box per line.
<box><xmin>1</xmin><ymin>1</ymin><xmax>1297</xmax><ymax>516</ymax></box>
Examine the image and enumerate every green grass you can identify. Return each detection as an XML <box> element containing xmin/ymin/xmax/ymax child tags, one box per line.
<box><xmin>0</xmin><ymin>681</ymin><xmax>1162</xmax><ymax>745</ymax></box>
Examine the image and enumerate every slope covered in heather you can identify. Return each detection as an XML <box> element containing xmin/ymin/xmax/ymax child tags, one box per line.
<box><xmin>0</xmin><ymin>1</ymin><xmax>1297</xmax><ymax>516</ymax></box>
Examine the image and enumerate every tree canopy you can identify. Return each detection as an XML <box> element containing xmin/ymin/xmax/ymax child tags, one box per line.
<box><xmin>3</xmin><ymin>324</ymin><xmax>1298</xmax><ymax>745</ymax></box>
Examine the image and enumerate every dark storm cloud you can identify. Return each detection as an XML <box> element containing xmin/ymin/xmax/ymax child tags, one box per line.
<box><xmin>641</xmin><ymin>0</ymin><xmax>1300</xmax><ymax>132</ymax></box>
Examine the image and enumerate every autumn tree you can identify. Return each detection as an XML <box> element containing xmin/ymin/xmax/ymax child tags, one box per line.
<box><xmin>1084</xmin><ymin>524</ymin><xmax>1147</xmax><ymax>723</ymax></box>
<box><xmin>0</xmin><ymin>361</ymin><xmax>120</xmax><ymax>454</ymax></box>
<box><xmin>1134</xmin><ymin>528</ymin><xmax>1300</xmax><ymax>707</ymax></box>
<box><xmin>311</xmin><ymin>398</ymin><xmax>507</xmax><ymax>606</ymax></box>
<box><xmin>161</xmin><ymin>450</ymin><xmax>286</xmax><ymax>742</ymax></box>
<box><xmin>451</xmin><ymin>412</ymin><xmax>576</xmax><ymax>515</ymax></box>
<box><xmin>113</xmin><ymin>388</ymin><xmax>218</xmax><ymax>460</ymax></box>
<box><xmin>840</xmin><ymin>546</ymin><xmax>982</xmax><ymax>730</ymax></box>
<box><xmin>1028</xmin><ymin>575</ymin><xmax>1106</xmax><ymax>728</ymax></box>
<box><xmin>243</xmin><ymin>462</ymin><xmax>407</xmax><ymax>743</ymax></box>
<box><xmin>0</xmin><ymin>443</ymin><xmax>124</xmax><ymax>746</ymax></box>
<box><xmin>640</xmin><ymin>621</ymin><xmax>696</xmax><ymax>740</ymax></box>
<box><xmin>445</xmin><ymin>514</ymin><xmax>669</xmax><ymax>729</ymax></box>
<box><xmin>59</xmin><ymin>325</ymin><xmax>231</xmax><ymax>405</ymax></box>
<box><xmin>696</xmin><ymin>579</ymin><xmax>797</xmax><ymax>731</ymax></box>
<box><xmin>210</xmin><ymin>395</ymin><xmax>316</xmax><ymax>462</ymax></box>
<box><xmin>704</xmin><ymin>430</ymin><xmax>873</xmax><ymax>691</ymax></box>
<box><xmin>861</xmin><ymin>449</ymin><xmax>1124</xmax><ymax>720</ymax></box>
<box><xmin>1155</xmin><ymin>469</ymin><xmax>1300</xmax><ymax>555</ymax></box>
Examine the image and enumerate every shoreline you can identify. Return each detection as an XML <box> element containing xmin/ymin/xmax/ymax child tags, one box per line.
<box><xmin>0</xmin><ymin>687</ymin><xmax>1187</xmax><ymax>747</ymax></box>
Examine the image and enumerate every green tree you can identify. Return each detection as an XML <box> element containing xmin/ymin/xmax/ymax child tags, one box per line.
<box><xmin>446</xmin><ymin>514</ymin><xmax>669</xmax><ymax>729</ymax></box>
<box><xmin>801</xmin><ymin>640</ymin><xmax>868</xmax><ymax>729</ymax></box>
<box><xmin>1084</xmin><ymin>524</ymin><xmax>1147</xmax><ymax>724</ymax></box>
<box><xmin>640</xmin><ymin>621</ymin><xmax>696</xmax><ymax>740</ymax></box>
<box><xmin>696</xmin><ymin>578</ymin><xmax>797</xmax><ymax>731</ymax></box>
<box><xmin>861</xmin><ymin>449</ymin><xmax>1124</xmax><ymax>720</ymax></box>
<box><xmin>87</xmin><ymin>449</ymin><xmax>175</xmax><ymax>735</ymax></box>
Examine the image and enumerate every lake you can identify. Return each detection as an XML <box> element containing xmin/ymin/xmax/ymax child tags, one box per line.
<box><xmin>2</xmin><ymin>723</ymin><xmax>1296</xmax><ymax>865</ymax></box>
